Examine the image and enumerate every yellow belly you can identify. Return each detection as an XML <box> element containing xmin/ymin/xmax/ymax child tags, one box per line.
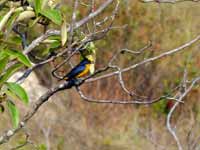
<box><xmin>76</xmin><ymin>64</ymin><xmax>90</xmax><ymax>78</ymax></box>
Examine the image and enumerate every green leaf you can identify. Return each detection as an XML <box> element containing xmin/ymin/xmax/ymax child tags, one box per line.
<box><xmin>7</xmin><ymin>100</ymin><xmax>19</xmax><ymax>128</ymax></box>
<box><xmin>40</xmin><ymin>8</ymin><xmax>62</xmax><ymax>25</ymax></box>
<box><xmin>0</xmin><ymin>63</ymin><xmax>23</xmax><ymax>86</ymax></box>
<box><xmin>6</xmin><ymin>12</ymin><xmax>20</xmax><ymax>36</ymax></box>
<box><xmin>0</xmin><ymin>8</ymin><xmax>15</xmax><ymax>31</ymax></box>
<box><xmin>34</xmin><ymin>0</ymin><xmax>42</xmax><ymax>15</ymax></box>
<box><xmin>5</xmin><ymin>90</ymin><xmax>20</xmax><ymax>102</ymax></box>
<box><xmin>42</xmin><ymin>0</ymin><xmax>49</xmax><ymax>9</ymax></box>
<box><xmin>61</xmin><ymin>20</ymin><xmax>68</xmax><ymax>46</ymax></box>
<box><xmin>0</xmin><ymin>50</ymin><xmax>7</xmax><ymax>60</ymax></box>
<box><xmin>5</xmin><ymin>82</ymin><xmax>29</xmax><ymax>105</ymax></box>
<box><xmin>49</xmin><ymin>40</ymin><xmax>60</xmax><ymax>49</ymax></box>
<box><xmin>37</xmin><ymin>144</ymin><xmax>47</xmax><ymax>150</ymax></box>
<box><xmin>0</xmin><ymin>55</ymin><xmax>9</xmax><ymax>74</ymax></box>
<box><xmin>16</xmin><ymin>10</ymin><xmax>35</xmax><ymax>22</ymax></box>
<box><xmin>4</xmin><ymin>49</ymin><xmax>32</xmax><ymax>67</ymax></box>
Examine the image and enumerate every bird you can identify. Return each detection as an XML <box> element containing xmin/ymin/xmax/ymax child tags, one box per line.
<box><xmin>63</xmin><ymin>55</ymin><xmax>95</xmax><ymax>83</ymax></box>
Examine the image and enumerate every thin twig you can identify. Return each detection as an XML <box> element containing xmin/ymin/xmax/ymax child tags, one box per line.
<box><xmin>68</xmin><ymin>0</ymin><xmax>79</xmax><ymax>52</ymax></box>
<box><xmin>0</xmin><ymin>81</ymin><xmax>73</xmax><ymax>145</ymax></box>
<box><xmin>87</xmin><ymin>35</ymin><xmax>200</xmax><ymax>82</ymax></box>
<box><xmin>23</xmin><ymin>0</ymin><xmax>114</xmax><ymax>55</ymax></box>
<box><xmin>166</xmin><ymin>75</ymin><xmax>200</xmax><ymax>150</ymax></box>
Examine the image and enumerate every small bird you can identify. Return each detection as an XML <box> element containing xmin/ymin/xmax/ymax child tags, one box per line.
<box><xmin>63</xmin><ymin>55</ymin><xmax>95</xmax><ymax>82</ymax></box>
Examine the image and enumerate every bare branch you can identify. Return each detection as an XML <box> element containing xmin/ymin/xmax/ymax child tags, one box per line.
<box><xmin>166</xmin><ymin>72</ymin><xmax>200</xmax><ymax>150</ymax></box>
<box><xmin>23</xmin><ymin>0</ymin><xmax>114</xmax><ymax>55</ymax></box>
<box><xmin>23</xmin><ymin>30</ymin><xmax>59</xmax><ymax>55</ymax></box>
<box><xmin>121</xmin><ymin>41</ymin><xmax>152</xmax><ymax>55</ymax></box>
<box><xmin>76</xmin><ymin>86</ymin><xmax>167</xmax><ymax>104</ymax></box>
<box><xmin>87</xmin><ymin>35</ymin><xmax>200</xmax><ymax>82</ymax></box>
<box><xmin>68</xmin><ymin>0</ymin><xmax>79</xmax><ymax>52</ymax></box>
<box><xmin>0</xmin><ymin>82</ymin><xmax>73</xmax><ymax>145</ymax></box>
<box><xmin>74</xmin><ymin>0</ymin><xmax>114</xmax><ymax>29</ymax></box>
<box><xmin>17</xmin><ymin>1</ymin><xmax>119</xmax><ymax>83</ymax></box>
<box><xmin>9</xmin><ymin>132</ymin><xmax>29</xmax><ymax>150</ymax></box>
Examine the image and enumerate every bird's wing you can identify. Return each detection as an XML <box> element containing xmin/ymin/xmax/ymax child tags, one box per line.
<box><xmin>76</xmin><ymin>64</ymin><xmax>91</xmax><ymax>78</ymax></box>
<box><xmin>65</xmin><ymin>65</ymin><xmax>86</xmax><ymax>80</ymax></box>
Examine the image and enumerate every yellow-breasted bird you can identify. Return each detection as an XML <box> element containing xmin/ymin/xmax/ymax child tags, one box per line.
<box><xmin>63</xmin><ymin>55</ymin><xmax>95</xmax><ymax>87</ymax></box>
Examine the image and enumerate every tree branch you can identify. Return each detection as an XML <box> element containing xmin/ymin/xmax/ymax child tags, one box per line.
<box><xmin>166</xmin><ymin>71</ymin><xmax>200</xmax><ymax>150</ymax></box>
<box><xmin>23</xmin><ymin>0</ymin><xmax>114</xmax><ymax>55</ymax></box>
<box><xmin>87</xmin><ymin>35</ymin><xmax>200</xmax><ymax>82</ymax></box>
<box><xmin>0</xmin><ymin>82</ymin><xmax>73</xmax><ymax>145</ymax></box>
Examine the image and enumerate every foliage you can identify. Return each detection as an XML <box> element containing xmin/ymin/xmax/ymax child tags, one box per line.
<box><xmin>7</xmin><ymin>100</ymin><xmax>19</xmax><ymax>128</ymax></box>
<box><xmin>0</xmin><ymin>0</ymin><xmax>64</xmax><ymax>128</ymax></box>
<box><xmin>37</xmin><ymin>144</ymin><xmax>47</xmax><ymax>150</ymax></box>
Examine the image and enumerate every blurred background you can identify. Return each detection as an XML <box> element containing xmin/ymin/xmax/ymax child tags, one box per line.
<box><xmin>0</xmin><ymin>0</ymin><xmax>200</xmax><ymax>149</ymax></box>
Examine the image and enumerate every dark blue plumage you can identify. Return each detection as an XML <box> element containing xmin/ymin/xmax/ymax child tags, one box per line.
<box><xmin>64</xmin><ymin>59</ymin><xmax>91</xmax><ymax>81</ymax></box>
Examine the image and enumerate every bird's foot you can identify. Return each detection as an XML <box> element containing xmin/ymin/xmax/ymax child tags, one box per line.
<box><xmin>74</xmin><ymin>78</ymin><xmax>84</xmax><ymax>86</ymax></box>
